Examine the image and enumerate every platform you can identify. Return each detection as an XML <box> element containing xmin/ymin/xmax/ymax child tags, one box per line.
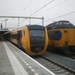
<box><xmin>0</xmin><ymin>38</ymin><xmax>55</xmax><ymax>75</ymax></box>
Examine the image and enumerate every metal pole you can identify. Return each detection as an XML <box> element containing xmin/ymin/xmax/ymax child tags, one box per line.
<box><xmin>42</xmin><ymin>17</ymin><xmax>44</xmax><ymax>26</ymax></box>
<box><xmin>18</xmin><ymin>18</ymin><xmax>19</xmax><ymax>28</ymax></box>
<box><xmin>1</xmin><ymin>23</ymin><xmax>2</xmax><ymax>30</ymax></box>
<box><xmin>29</xmin><ymin>18</ymin><xmax>31</xmax><ymax>25</ymax></box>
<box><xmin>5</xmin><ymin>20</ymin><xmax>6</xmax><ymax>28</ymax></box>
<box><xmin>0</xmin><ymin>16</ymin><xmax>43</xmax><ymax>19</ymax></box>
<box><xmin>0</xmin><ymin>16</ymin><xmax>44</xmax><ymax>28</ymax></box>
<box><xmin>5</xmin><ymin>19</ymin><xmax>8</xmax><ymax>29</ymax></box>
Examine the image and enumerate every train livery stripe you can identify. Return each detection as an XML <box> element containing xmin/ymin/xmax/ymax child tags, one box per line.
<box><xmin>3</xmin><ymin>42</ymin><xmax>29</xmax><ymax>75</ymax></box>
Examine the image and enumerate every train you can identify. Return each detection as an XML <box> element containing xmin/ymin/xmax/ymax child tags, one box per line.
<box><xmin>4</xmin><ymin>25</ymin><xmax>48</xmax><ymax>55</ymax></box>
<box><xmin>46</xmin><ymin>20</ymin><xmax>75</xmax><ymax>54</ymax></box>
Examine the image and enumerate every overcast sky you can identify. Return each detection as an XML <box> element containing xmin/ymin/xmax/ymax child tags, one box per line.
<box><xmin>0</xmin><ymin>0</ymin><xmax>75</xmax><ymax>29</ymax></box>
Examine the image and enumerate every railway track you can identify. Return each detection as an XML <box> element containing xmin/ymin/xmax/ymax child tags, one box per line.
<box><xmin>70</xmin><ymin>56</ymin><xmax>75</xmax><ymax>60</ymax></box>
<box><xmin>59</xmin><ymin>54</ymin><xmax>75</xmax><ymax>61</ymax></box>
<box><xmin>47</xmin><ymin>47</ymin><xmax>75</xmax><ymax>60</ymax></box>
<box><xmin>32</xmin><ymin>52</ymin><xmax>75</xmax><ymax>75</ymax></box>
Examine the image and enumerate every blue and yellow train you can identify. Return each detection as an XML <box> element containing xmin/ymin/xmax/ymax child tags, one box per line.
<box><xmin>4</xmin><ymin>25</ymin><xmax>48</xmax><ymax>55</ymax></box>
<box><xmin>46</xmin><ymin>20</ymin><xmax>75</xmax><ymax>54</ymax></box>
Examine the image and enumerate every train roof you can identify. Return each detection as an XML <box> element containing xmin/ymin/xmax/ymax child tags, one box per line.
<box><xmin>27</xmin><ymin>24</ymin><xmax>45</xmax><ymax>30</ymax></box>
<box><xmin>11</xmin><ymin>24</ymin><xmax>45</xmax><ymax>32</ymax></box>
<box><xmin>46</xmin><ymin>20</ymin><xmax>75</xmax><ymax>29</ymax></box>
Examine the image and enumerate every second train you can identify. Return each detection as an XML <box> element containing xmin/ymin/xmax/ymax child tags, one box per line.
<box><xmin>46</xmin><ymin>20</ymin><xmax>75</xmax><ymax>54</ymax></box>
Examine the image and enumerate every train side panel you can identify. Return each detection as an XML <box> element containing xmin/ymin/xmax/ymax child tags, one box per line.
<box><xmin>48</xmin><ymin>28</ymin><xmax>75</xmax><ymax>53</ymax></box>
<box><xmin>46</xmin><ymin>20</ymin><xmax>75</xmax><ymax>54</ymax></box>
<box><xmin>20</xmin><ymin>27</ymin><xmax>31</xmax><ymax>55</ymax></box>
<box><xmin>43</xmin><ymin>28</ymin><xmax>49</xmax><ymax>54</ymax></box>
<box><xmin>68</xmin><ymin>29</ymin><xmax>75</xmax><ymax>46</ymax></box>
<box><xmin>58</xmin><ymin>29</ymin><xmax>69</xmax><ymax>47</ymax></box>
<box><xmin>48</xmin><ymin>29</ymin><xmax>64</xmax><ymax>47</ymax></box>
<box><xmin>10</xmin><ymin>31</ymin><xmax>18</xmax><ymax>45</ymax></box>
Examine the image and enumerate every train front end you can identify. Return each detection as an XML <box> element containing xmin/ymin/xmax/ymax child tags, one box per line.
<box><xmin>27</xmin><ymin>25</ymin><xmax>48</xmax><ymax>55</ymax></box>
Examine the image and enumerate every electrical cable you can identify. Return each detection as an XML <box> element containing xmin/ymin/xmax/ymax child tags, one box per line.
<box><xmin>17</xmin><ymin>0</ymin><xmax>34</xmax><ymax>16</ymax></box>
<box><xmin>12</xmin><ymin>0</ymin><xmax>54</xmax><ymax>28</ymax></box>
<box><xmin>33</xmin><ymin>0</ymin><xmax>68</xmax><ymax>16</ymax></box>
<box><xmin>30</xmin><ymin>0</ymin><xmax>54</xmax><ymax>16</ymax></box>
<box><xmin>45</xmin><ymin>11</ymin><xmax>75</xmax><ymax>23</ymax></box>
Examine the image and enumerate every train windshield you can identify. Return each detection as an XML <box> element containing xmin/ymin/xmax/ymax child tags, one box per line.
<box><xmin>29</xmin><ymin>30</ymin><xmax>45</xmax><ymax>38</ymax></box>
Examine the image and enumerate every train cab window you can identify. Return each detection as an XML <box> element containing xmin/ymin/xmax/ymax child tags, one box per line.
<box><xmin>29</xmin><ymin>30</ymin><xmax>45</xmax><ymax>38</ymax></box>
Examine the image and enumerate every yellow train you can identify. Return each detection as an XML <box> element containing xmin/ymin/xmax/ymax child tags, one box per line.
<box><xmin>46</xmin><ymin>20</ymin><xmax>75</xmax><ymax>54</ymax></box>
<box><xmin>4</xmin><ymin>25</ymin><xmax>48</xmax><ymax>55</ymax></box>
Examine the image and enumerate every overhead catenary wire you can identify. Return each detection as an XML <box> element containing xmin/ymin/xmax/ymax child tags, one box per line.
<box><xmin>44</xmin><ymin>11</ymin><xmax>75</xmax><ymax>23</ymax></box>
<box><xmin>30</xmin><ymin>0</ymin><xmax>54</xmax><ymax>16</ymax></box>
<box><xmin>11</xmin><ymin>0</ymin><xmax>34</xmax><ymax>28</ymax></box>
<box><xmin>17</xmin><ymin>0</ymin><xmax>34</xmax><ymax>16</ymax></box>
<box><xmin>33</xmin><ymin>0</ymin><xmax>68</xmax><ymax>16</ymax></box>
<box><xmin>12</xmin><ymin>0</ymin><xmax>54</xmax><ymax>28</ymax></box>
<box><xmin>11</xmin><ymin>0</ymin><xmax>74</xmax><ymax>29</ymax></box>
<box><xmin>18</xmin><ymin>0</ymin><xmax>54</xmax><ymax>24</ymax></box>
<box><xmin>36</xmin><ymin>10</ymin><xmax>75</xmax><ymax>25</ymax></box>
<box><xmin>16</xmin><ymin>10</ymin><xmax>75</xmax><ymax>27</ymax></box>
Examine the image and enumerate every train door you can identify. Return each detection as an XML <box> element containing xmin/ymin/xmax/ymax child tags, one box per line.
<box><xmin>17</xmin><ymin>30</ymin><xmax>22</xmax><ymax>47</ymax></box>
<box><xmin>48</xmin><ymin>31</ymin><xmax>55</xmax><ymax>46</ymax></box>
<box><xmin>64</xmin><ymin>29</ymin><xmax>69</xmax><ymax>45</ymax></box>
<box><xmin>51</xmin><ymin>31</ymin><xmax>55</xmax><ymax>46</ymax></box>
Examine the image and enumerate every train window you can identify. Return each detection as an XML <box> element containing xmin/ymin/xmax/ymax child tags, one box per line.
<box><xmin>17</xmin><ymin>33</ymin><xmax>20</xmax><ymax>40</ymax></box>
<box><xmin>63</xmin><ymin>21</ymin><xmax>70</xmax><ymax>24</ymax></box>
<box><xmin>55</xmin><ymin>21</ymin><xmax>62</xmax><ymax>25</ymax></box>
<box><xmin>11</xmin><ymin>34</ymin><xmax>17</xmax><ymax>39</ymax></box>
<box><xmin>17</xmin><ymin>30</ymin><xmax>22</xmax><ymax>39</ymax></box>
<box><xmin>48</xmin><ymin>31</ymin><xmax>62</xmax><ymax>40</ymax></box>
<box><xmin>54</xmin><ymin>31</ymin><xmax>62</xmax><ymax>40</ymax></box>
<box><xmin>60</xmin><ymin>22</ymin><xmax>62</xmax><ymax>25</ymax></box>
<box><xmin>55</xmin><ymin>22</ymin><xmax>59</xmax><ymax>25</ymax></box>
<box><xmin>29</xmin><ymin>30</ymin><xmax>45</xmax><ymax>38</ymax></box>
<box><xmin>48</xmin><ymin>31</ymin><xmax>54</xmax><ymax>40</ymax></box>
<box><xmin>23</xmin><ymin>31</ymin><xmax>25</xmax><ymax>36</ymax></box>
<box><xmin>20</xmin><ymin>31</ymin><xmax>22</xmax><ymax>38</ymax></box>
